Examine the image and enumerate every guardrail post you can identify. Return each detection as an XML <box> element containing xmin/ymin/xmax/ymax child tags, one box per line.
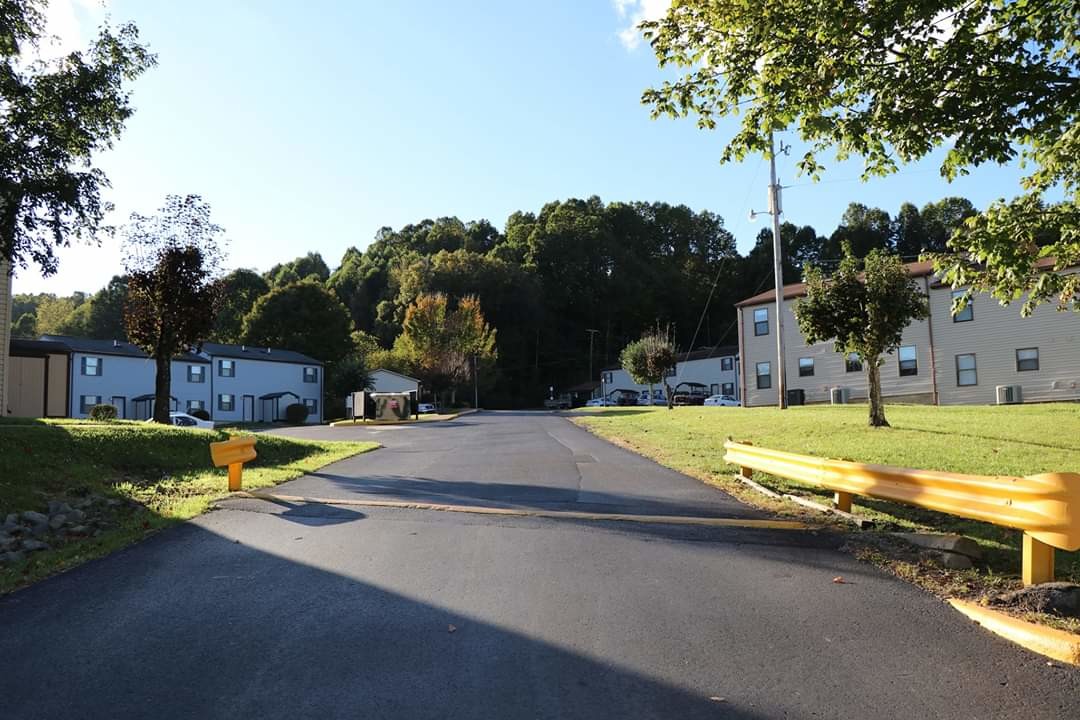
<box><xmin>1022</xmin><ymin>533</ymin><xmax>1055</xmax><ymax>586</ymax></box>
<box><xmin>834</xmin><ymin>491</ymin><xmax>853</xmax><ymax>513</ymax></box>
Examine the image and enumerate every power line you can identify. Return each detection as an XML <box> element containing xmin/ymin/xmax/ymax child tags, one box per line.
<box><xmin>683</xmin><ymin>155</ymin><xmax>765</xmax><ymax>361</ymax></box>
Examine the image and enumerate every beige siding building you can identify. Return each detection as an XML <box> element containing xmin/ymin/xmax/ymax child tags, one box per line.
<box><xmin>0</xmin><ymin>260</ymin><xmax>11</xmax><ymax>416</ymax></box>
<box><xmin>737</xmin><ymin>262</ymin><xmax>1080</xmax><ymax>407</ymax></box>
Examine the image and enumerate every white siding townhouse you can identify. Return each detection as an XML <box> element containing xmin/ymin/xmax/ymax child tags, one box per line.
<box><xmin>7</xmin><ymin>336</ymin><xmax>324</xmax><ymax>423</ymax></box>
<box><xmin>599</xmin><ymin>344</ymin><xmax>740</xmax><ymax>401</ymax></box>
<box><xmin>737</xmin><ymin>260</ymin><xmax>1080</xmax><ymax>407</ymax></box>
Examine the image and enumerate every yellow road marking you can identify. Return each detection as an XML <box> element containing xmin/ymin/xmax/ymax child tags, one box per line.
<box><xmin>949</xmin><ymin>599</ymin><xmax>1080</xmax><ymax>665</ymax></box>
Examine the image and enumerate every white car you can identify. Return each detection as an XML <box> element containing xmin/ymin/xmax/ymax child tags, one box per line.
<box><xmin>703</xmin><ymin>394</ymin><xmax>740</xmax><ymax>407</ymax></box>
<box><xmin>168</xmin><ymin>411</ymin><xmax>215</xmax><ymax>429</ymax></box>
<box><xmin>417</xmin><ymin>403</ymin><xmax>437</xmax><ymax>414</ymax></box>
<box><xmin>585</xmin><ymin>398</ymin><xmax>614</xmax><ymax>407</ymax></box>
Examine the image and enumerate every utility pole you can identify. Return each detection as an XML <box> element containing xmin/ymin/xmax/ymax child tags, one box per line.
<box><xmin>473</xmin><ymin>354</ymin><xmax>479</xmax><ymax>409</ymax></box>
<box><xmin>751</xmin><ymin>132</ymin><xmax>791</xmax><ymax>410</ymax></box>
<box><xmin>768</xmin><ymin>132</ymin><xmax>789</xmax><ymax>410</ymax></box>
<box><xmin>586</xmin><ymin>328</ymin><xmax>600</xmax><ymax>384</ymax></box>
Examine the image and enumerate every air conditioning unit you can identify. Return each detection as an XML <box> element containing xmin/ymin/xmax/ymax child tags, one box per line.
<box><xmin>829</xmin><ymin>387</ymin><xmax>850</xmax><ymax>405</ymax></box>
<box><xmin>995</xmin><ymin>385</ymin><xmax>1022</xmax><ymax>405</ymax></box>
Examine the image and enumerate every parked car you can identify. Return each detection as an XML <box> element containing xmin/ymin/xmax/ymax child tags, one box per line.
<box><xmin>167</xmin><ymin>412</ymin><xmax>215</xmax><ymax>429</ymax></box>
<box><xmin>417</xmin><ymin>403</ymin><xmax>437</xmax><ymax>414</ymax></box>
<box><xmin>703</xmin><ymin>394</ymin><xmax>741</xmax><ymax>407</ymax></box>
<box><xmin>585</xmin><ymin>398</ymin><xmax>614</xmax><ymax>407</ymax></box>
<box><xmin>651</xmin><ymin>389</ymin><xmax>667</xmax><ymax>406</ymax></box>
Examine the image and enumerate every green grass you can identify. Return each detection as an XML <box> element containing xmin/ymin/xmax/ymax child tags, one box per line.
<box><xmin>574</xmin><ymin>403</ymin><xmax>1080</xmax><ymax>587</ymax></box>
<box><xmin>0</xmin><ymin>418</ymin><xmax>377</xmax><ymax>592</ymax></box>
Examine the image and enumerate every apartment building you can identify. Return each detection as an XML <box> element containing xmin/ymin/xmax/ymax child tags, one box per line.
<box><xmin>599</xmin><ymin>344</ymin><xmax>740</xmax><ymax>400</ymax></box>
<box><xmin>737</xmin><ymin>261</ymin><xmax>1080</xmax><ymax>407</ymax></box>
<box><xmin>6</xmin><ymin>335</ymin><xmax>324</xmax><ymax>423</ymax></box>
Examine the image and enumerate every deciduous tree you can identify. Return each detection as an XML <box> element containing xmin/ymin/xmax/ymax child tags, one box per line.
<box><xmin>794</xmin><ymin>249</ymin><xmax>929</xmax><ymax>427</ymax></box>
<box><xmin>0</xmin><ymin>0</ymin><xmax>155</xmax><ymax>273</ymax></box>
<box><xmin>640</xmin><ymin>0</ymin><xmax>1079</xmax><ymax>310</ymax></box>
<box><xmin>240</xmin><ymin>279</ymin><xmax>352</xmax><ymax>363</ymax></box>
<box><xmin>123</xmin><ymin>196</ymin><xmax>225</xmax><ymax>423</ymax></box>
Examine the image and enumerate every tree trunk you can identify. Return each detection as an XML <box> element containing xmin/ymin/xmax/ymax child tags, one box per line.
<box><xmin>866</xmin><ymin>360</ymin><xmax>889</xmax><ymax>427</ymax></box>
<box><xmin>664</xmin><ymin>381</ymin><xmax>674</xmax><ymax>410</ymax></box>
<box><xmin>153</xmin><ymin>354</ymin><xmax>172</xmax><ymax>424</ymax></box>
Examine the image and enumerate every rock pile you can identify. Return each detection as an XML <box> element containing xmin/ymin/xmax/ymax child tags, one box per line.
<box><xmin>0</xmin><ymin>495</ymin><xmax>127</xmax><ymax>566</ymax></box>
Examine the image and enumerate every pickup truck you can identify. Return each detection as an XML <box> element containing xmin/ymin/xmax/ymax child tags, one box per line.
<box><xmin>544</xmin><ymin>394</ymin><xmax>572</xmax><ymax>410</ymax></box>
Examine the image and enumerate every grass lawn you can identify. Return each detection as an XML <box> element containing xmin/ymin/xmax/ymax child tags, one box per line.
<box><xmin>0</xmin><ymin>418</ymin><xmax>377</xmax><ymax>593</ymax></box>
<box><xmin>574</xmin><ymin>403</ymin><xmax>1080</xmax><ymax>619</ymax></box>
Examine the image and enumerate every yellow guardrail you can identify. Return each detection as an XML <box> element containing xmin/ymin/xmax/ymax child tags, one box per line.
<box><xmin>210</xmin><ymin>436</ymin><xmax>257</xmax><ymax>491</ymax></box>
<box><xmin>723</xmin><ymin>440</ymin><xmax>1080</xmax><ymax>586</ymax></box>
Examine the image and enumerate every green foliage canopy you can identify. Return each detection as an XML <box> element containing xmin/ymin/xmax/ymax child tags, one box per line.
<box><xmin>0</xmin><ymin>0</ymin><xmax>155</xmax><ymax>273</ymax></box>
<box><xmin>641</xmin><ymin>0</ymin><xmax>1079</xmax><ymax>310</ymax></box>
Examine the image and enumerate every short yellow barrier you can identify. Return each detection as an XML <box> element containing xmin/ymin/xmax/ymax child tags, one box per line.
<box><xmin>723</xmin><ymin>440</ymin><xmax>1080</xmax><ymax>586</ymax></box>
<box><xmin>209</xmin><ymin>436</ymin><xmax>258</xmax><ymax>491</ymax></box>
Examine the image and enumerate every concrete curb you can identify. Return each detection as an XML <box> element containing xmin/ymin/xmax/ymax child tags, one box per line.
<box><xmin>948</xmin><ymin>598</ymin><xmax>1080</xmax><ymax>665</ymax></box>
<box><xmin>232</xmin><ymin>491</ymin><xmax>811</xmax><ymax>530</ymax></box>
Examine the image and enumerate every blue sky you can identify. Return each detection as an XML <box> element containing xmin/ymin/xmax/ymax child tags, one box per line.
<box><xmin>16</xmin><ymin>0</ymin><xmax>1034</xmax><ymax>295</ymax></box>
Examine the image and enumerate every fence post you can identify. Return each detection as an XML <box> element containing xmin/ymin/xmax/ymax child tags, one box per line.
<box><xmin>834</xmin><ymin>491</ymin><xmax>853</xmax><ymax>513</ymax></box>
<box><xmin>1022</xmin><ymin>533</ymin><xmax>1055</xmax><ymax>586</ymax></box>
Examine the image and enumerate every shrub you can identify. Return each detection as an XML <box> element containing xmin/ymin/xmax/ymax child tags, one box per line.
<box><xmin>284</xmin><ymin>403</ymin><xmax>310</xmax><ymax>424</ymax></box>
<box><xmin>189</xmin><ymin>408</ymin><xmax>211</xmax><ymax>421</ymax></box>
<box><xmin>89</xmin><ymin>404</ymin><xmax>118</xmax><ymax>421</ymax></box>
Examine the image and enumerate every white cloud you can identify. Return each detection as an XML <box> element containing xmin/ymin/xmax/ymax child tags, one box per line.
<box><xmin>36</xmin><ymin>0</ymin><xmax>108</xmax><ymax>60</ymax></box>
<box><xmin>614</xmin><ymin>0</ymin><xmax>671</xmax><ymax>50</ymax></box>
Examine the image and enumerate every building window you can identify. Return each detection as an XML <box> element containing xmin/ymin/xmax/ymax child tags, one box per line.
<box><xmin>710</xmin><ymin>384</ymin><xmax>719</xmax><ymax>395</ymax></box>
<box><xmin>756</xmin><ymin>362</ymin><xmax>771</xmax><ymax>390</ymax></box>
<box><xmin>218</xmin><ymin>394</ymin><xmax>235</xmax><ymax>412</ymax></box>
<box><xmin>187</xmin><ymin>400</ymin><xmax>205</xmax><ymax>412</ymax></box>
<box><xmin>303</xmin><ymin>367</ymin><xmax>318</xmax><ymax>383</ymax></box>
<box><xmin>218</xmin><ymin>359</ymin><xmax>235</xmax><ymax>378</ymax></box>
<box><xmin>898</xmin><ymin>345</ymin><xmax>918</xmax><ymax>377</ymax></box>
<box><xmin>721</xmin><ymin>357</ymin><xmax>733</xmax><ymax>371</ymax></box>
<box><xmin>753</xmin><ymin>308</ymin><xmax>769</xmax><ymax>336</ymax></box>
<box><xmin>601</xmin><ymin>371</ymin><xmax>613</xmax><ymax>384</ymax></box>
<box><xmin>80</xmin><ymin>395</ymin><xmax>102</xmax><ymax>413</ymax></box>
<box><xmin>956</xmin><ymin>354</ymin><xmax>977</xmax><ymax>386</ymax></box>
<box><xmin>845</xmin><ymin>353</ymin><xmax>862</xmax><ymax>373</ymax></box>
<box><xmin>187</xmin><ymin>365</ymin><xmax>205</xmax><ymax>383</ymax></box>
<box><xmin>951</xmin><ymin>290</ymin><xmax>973</xmax><ymax>322</ymax></box>
<box><xmin>722</xmin><ymin>382</ymin><xmax>735</xmax><ymax>396</ymax></box>
<box><xmin>798</xmin><ymin>357</ymin><xmax>815</xmax><ymax>377</ymax></box>
<box><xmin>1016</xmin><ymin>347</ymin><xmax>1040</xmax><ymax>372</ymax></box>
<box><xmin>304</xmin><ymin>398</ymin><xmax>318</xmax><ymax>415</ymax></box>
<box><xmin>81</xmin><ymin>356</ymin><xmax>102</xmax><ymax>376</ymax></box>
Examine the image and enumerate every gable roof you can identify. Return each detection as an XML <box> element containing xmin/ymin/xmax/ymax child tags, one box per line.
<box><xmin>39</xmin><ymin>335</ymin><xmax>208</xmax><ymax>363</ymax></box>
<box><xmin>370</xmin><ymin>368</ymin><xmax>420</xmax><ymax>383</ymax></box>
<box><xmin>198</xmin><ymin>342</ymin><xmax>322</xmax><ymax>366</ymax></box>
<box><xmin>680</xmin><ymin>344</ymin><xmax>739</xmax><ymax>363</ymax></box>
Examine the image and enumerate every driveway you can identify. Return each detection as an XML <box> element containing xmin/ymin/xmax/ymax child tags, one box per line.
<box><xmin>2</xmin><ymin>411</ymin><xmax>1078</xmax><ymax>719</ymax></box>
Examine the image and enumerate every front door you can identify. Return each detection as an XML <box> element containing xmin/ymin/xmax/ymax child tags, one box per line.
<box><xmin>243</xmin><ymin>395</ymin><xmax>255</xmax><ymax>422</ymax></box>
<box><xmin>111</xmin><ymin>396</ymin><xmax>127</xmax><ymax>419</ymax></box>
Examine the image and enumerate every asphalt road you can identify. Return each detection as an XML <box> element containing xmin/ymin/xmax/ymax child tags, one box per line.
<box><xmin>2</xmin><ymin>411</ymin><xmax>1079</xmax><ymax>719</ymax></box>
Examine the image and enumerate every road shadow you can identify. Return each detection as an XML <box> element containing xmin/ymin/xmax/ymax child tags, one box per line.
<box><xmin>300</xmin><ymin>471</ymin><xmax>766</xmax><ymax>520</ymax></box>
<box><xmin>0</xmin><ymin>521</ymin><xmax>774</xmax><ymax>720</ymax></box>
